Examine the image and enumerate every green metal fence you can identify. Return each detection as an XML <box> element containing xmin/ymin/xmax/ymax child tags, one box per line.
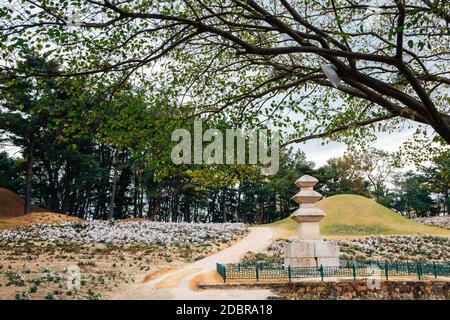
<box><xmin>215</xmin><ymin>261</ymin><xmax>450</xmax><ymax>283</ymax></box>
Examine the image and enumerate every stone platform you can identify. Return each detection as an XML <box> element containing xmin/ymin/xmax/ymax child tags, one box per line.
<box><xmin>284</xmin><ymin>239</ymin><xmax>340</xmax><ymax>268</ymax></box>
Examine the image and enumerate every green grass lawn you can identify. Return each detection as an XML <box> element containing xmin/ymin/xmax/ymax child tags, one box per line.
<box><xmin>266</xmin><ymin>194</ymin><xmax>450</xmax><ymax>239</ymax></box>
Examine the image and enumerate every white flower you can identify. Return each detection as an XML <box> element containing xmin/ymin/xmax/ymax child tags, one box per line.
<box><xmin>0</xmin><ymin>221</ymin><xmax>247</xmax><ymax>246</ymax></box>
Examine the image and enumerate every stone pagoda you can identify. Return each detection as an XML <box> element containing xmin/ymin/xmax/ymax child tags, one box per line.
<box><xmin>284</xmin><ymin>175</ymin><xmax>340</xmax><ymax>268</ymax></box>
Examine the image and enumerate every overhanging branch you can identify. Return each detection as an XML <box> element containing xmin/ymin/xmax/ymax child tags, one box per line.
<box><xmin>280</xmin><ymin>114</ymin><xmax>395</xmax><ymax>149</ymax></box>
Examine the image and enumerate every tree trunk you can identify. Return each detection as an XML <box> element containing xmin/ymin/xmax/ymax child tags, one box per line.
<box><xmin>237</xmin><ymin>187</ymin><xmax>241</xmax><ymax>222</ymax></box>
<box><xmin>171</xmin><ymin>191</ymin><xmax>178</xmax><ymax>222</ymax></box>
<box><xmin>61</xmin><ymin>161</ymin><xmax>71</xmax><ymax>214</ymax></box>
<box><xmin>221</xmin><ymin>191</ymin><xmax>226</xmax><ymax>223</ymax></box>
<box><xmin>257</xmin><ymin>205</ymin><xmax>264</xmax><ymax>225</ymax></box>
<box><xmin>139</xmin><ymin>187</ymin><xmax>144</xmax><ymax>218</ymax></box>
<box><xmin>184</xmin><ymin>194</ymin><xmax>191</xmax><ymax>222</ymax></box>
<box><xmin>444</xmin><ymin>185</ymin><xmax>449</xmax><ymax>216</ymax></box>
<box><xmin>43</xmin><ymin>160</ymin><xmax>59</xmax><ymax>212</ymax></box>
<box><xmin>108</xmin><ymin>148</ymin><xmax>120</xmax><ymax>220</ymax></box>
<box><xmin>24</xmin><ymin>136</ymin><xmax>34</xmax><ymax>214</ymax></box>
<box><xmin>133</xmin><ymin>171</ymin><xmax>138</xmax><ymax>217</ymax></box>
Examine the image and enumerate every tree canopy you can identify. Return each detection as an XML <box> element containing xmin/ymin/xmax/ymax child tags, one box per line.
<box><xmin>1</xmin><ymin>0</ymin><xmax>449</xmax><ymax>147</ymax></box>
<box><xmin>0</xmin><ymin>1</ymin><xmax>449</xmax><ymax>220</ymax></box>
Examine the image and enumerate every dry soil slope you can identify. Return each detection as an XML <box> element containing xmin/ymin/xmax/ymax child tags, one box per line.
<box><xmin>0</xmin><ymin>188</ymin><xmax>79</xmax><ymax>229</ymax></box>
<box><xmin>0</xmin><ymin>187</ymin><xmax>45</xmax><ymax>217</ymax></box>
<box><xmin>267</xmin><ymin>194</ymin><xmax>450</xmax><ymax>239</ymax></box>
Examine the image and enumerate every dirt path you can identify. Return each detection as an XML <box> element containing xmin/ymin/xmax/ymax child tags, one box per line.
<box><xmin>109</xmin><ymin>227</ymin><xmax>274</xmax><ymax>300</ymax></box>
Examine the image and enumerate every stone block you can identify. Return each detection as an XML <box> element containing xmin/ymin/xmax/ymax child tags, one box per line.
<box><xmin>284</xmin><ymin>257</ymin><xmax>318</xmax><ymax>268</ymax></box>
<box><xmin>291</xmin><ymin>189</ymin><xmax>323</xmax><ymax>204</ymax></box>
<box><xmin>285</xmin><ymin>238</ymin><xmax>340</xmax><ymax>268</ymax></box>
<box><xmin>285</xmin><ymin>242</ymin><xmax>315</xmax><ymax>257</ymax></box>
<box><xmin>297</xmin><ymin>222</ymin><xmax>321</xmax><ymax>240</ymax></box>
<box><xmin>314</xmin><ymin>242</ymin><xmax>340</xmax><ymax>257</ymax></box>
<box><xmin>317</xmin><ymin>257</ymin><xmax>340</xmax><ymax>267</ymax></box>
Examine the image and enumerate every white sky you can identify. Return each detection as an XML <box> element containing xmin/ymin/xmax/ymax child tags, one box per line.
<box><xmin>299</xmin><ymin>127</ymin><xmax>418</xmax><ymax>168</ymax></box>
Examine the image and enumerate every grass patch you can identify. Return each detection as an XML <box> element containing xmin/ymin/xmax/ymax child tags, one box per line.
<box><xmin>322</xmin><ymin>224</ymin><xmax>390</xmax><ymax>236</ymax></box>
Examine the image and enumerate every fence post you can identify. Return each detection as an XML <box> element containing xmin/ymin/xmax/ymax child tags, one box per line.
<box><xmin>320</xmin><ymin>264</ymin><xmax>324</xmax><ymax>281</ymax></box>
<box><xmin>433</xmin><ymin>262</ymin><xmax>437</xmax><ymax>278</ymax></box>
<box><xmin>352</xmin><ymin>263</ymin><xmax>356</xmax><ymax>280</ymax></box>
<box><xmin>223</xmin><ymin>266</ymin><xmax>226</xmax><ymax>283</ymax></box>
<box><xmin>288</xmin><ymin>265</ymin><xmax>292</xmax><ymax>283</ymax></box>
<box><xmin>417</xmin><ymin>263</ymin><xmax>422</xmax><ymax>280</ymax></box>
<box><xmin>384</xmin><ymin>262</ymin><xmax>389</xmax><ymax>281</ymax></box>
<box><xmin>256</xmin><ymin>265</ymin><xmax>259</xmax><ymax>282</ymax></box>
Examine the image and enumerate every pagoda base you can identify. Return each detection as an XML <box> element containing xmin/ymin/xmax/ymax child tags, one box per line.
<box><xmin>284</xmin><ymin>240</ymin><xmax>340</xmax><ymax>268</ymax></box>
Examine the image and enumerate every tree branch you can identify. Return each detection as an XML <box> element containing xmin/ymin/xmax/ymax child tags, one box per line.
<box><xmin>280</xmin><ymin>114</ymin><xmax>395</xmax><ymax>149</ymax></box>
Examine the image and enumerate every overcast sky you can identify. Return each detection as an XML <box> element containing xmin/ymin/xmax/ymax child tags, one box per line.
<box><xmin>296</xmin><ymin>126</ymin><xmax>419</xmax><ymax>168</ymax></box>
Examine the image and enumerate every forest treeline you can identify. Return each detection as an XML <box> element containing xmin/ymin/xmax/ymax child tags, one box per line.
<box><xmin>1</xmin><ymin>54</ymin><xmax>449</xmax><ymax>222</ymax></box>
<box><xmin>1</xmin><ymin>146</ymin><xmax>448</xmax><ymax>223</ymax></box>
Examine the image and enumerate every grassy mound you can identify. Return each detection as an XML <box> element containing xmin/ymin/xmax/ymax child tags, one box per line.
<box><xmin>267</xmin><ymin>194</ymin><xmax>450</xmax><ymax>239</ymax></box>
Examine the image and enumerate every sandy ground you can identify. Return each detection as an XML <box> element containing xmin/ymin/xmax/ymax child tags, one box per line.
<box><xmin>107</xmin><ymin>227</ymin><xmax>275</xmax><ymax>300</ymax></box>
<box><xmin>0</xmin><ymin>212</ymin><xmax>81</xmax><ymax>231</ymax></box>
<box><xmin>0</xmin><ymin>232</ymin><xmax>248</xmax><ymax>300</ymax></box>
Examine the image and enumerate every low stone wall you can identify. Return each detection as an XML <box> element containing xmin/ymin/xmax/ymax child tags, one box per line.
<box><xmin>272</xmin><ymin>280</ymin><xmax>449</xmax><ymax>300</ymax></box>
<box><xmin>199</xmin><ymin>280</ymin><xmax>449</xmax><ymax>300</ymax></box>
